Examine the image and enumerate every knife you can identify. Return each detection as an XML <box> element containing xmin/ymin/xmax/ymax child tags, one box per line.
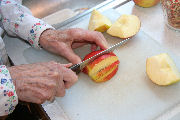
<box><xmin>69</xmin><ymin>38</ymin><xmax>130</xmax><ymax>74</ymax></box>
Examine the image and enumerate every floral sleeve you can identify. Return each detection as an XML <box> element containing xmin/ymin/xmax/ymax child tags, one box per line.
<box><xmin>0</xmin><ymin>0</ymin><xmax>54</xmax><ymax>48</ymax></box>
<box><xmin>0</xmin><ymin>65</ymin><xmax>18</xmax><ymax>116</ymax></box>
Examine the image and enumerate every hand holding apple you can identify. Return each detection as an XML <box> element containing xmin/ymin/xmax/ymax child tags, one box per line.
<box><xmin>39</xmin><ymin>28</ymin><xmax>108</xmax><ymax>64</ymax></box>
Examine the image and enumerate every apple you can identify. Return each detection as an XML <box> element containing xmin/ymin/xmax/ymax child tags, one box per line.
<box><xmin>88</xmin><ymin>9</ymin><xmax>112</xmax><ymax>32</ymax></box>
<box><xmin>83</xmin><ymin>50</ymin><xmax>120</xmax><ymax>83</ymax></box>
<box><xmin>146</xmin><ymin>53</ymin><xmax>180</xmax><ymax>86</ymax></box>
<box><xmin>107</xmin><ymin>14</ymin><xmax>141</xmax><ymax>39</ymax></box>
<box><xmin>133</xmin><ymin>0</ymin><xmax>160</xmax><ymax>8</ymax></box>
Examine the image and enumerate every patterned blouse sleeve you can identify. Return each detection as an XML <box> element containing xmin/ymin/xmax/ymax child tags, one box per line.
<box><xmin>0</xmin><ymin>0</ymin><xmax>54</xmax><ymax>49</ymax></box>
<box><xmin>0</xmin><ymin>65</ymin><xmax>18</xmax><ymax>116</ymax></box>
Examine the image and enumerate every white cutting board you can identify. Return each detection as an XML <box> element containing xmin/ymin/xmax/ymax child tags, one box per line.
<box><xmin>54</xmin><ymin>9</ymin><xmax>180</xmax><ymax>120</ymax></box>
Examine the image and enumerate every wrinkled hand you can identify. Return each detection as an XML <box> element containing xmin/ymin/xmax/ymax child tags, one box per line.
<box><xmin>8</xmin><ymin>61</ymin><xmax>78</xmax><ymax>104</ymax></box>
<box><xmin>39</xmin><ymin>28</ymin><xmax>108</xmax><ymax>64</ymax></box>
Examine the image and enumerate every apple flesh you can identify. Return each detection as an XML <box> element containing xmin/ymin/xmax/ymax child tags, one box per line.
<box><xmin>83</xmin><ymin>50</ymin><xmax>120</xmax><ymax>83</ymax></box>
<box><xmin>107</xmin><ymin>15</ymin><xmax>141</xmax><ymax>39</ymax></box>
<box><xmin>88</xmin><ymin>9</ymin><xmax>112</xmax><ymax>32</ymax></box>
<box><xmin>146</xmin><ymin>53</ymin><xmax>180</xmax><ymax>86</ymax></box>
<box><xmin>133</xmin><ymin>0</ymin><xmax>160</xmax><ymax>8</ymax></box>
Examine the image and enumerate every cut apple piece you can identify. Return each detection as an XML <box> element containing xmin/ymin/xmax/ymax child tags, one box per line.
<box><xmin>107</xmin><ymin>14</ymin><xmax>141</xmax><ymax>38</ymax></box>
<box><xmin>146</xmin><ymin>53</ymin><xmax>180</xmax><ymax>86</ymax></box>
<box><xmin>88</xmin><ymin>9</ymin><xmax>112</xmax><ymax>32</ymax></box>
<box><xmin>83</xmin><ymin>50</ymin><xmax>120</xmax><ymax>83</ymax></box>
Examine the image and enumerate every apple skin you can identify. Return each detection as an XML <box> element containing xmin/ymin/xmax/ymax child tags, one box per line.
<box><xmin>133</xmin><ymin>0</ymin><xmax>160</xmax><ymax>8</ymax></box>
<box><xmin>83</xmin><ymin>50</ymin><xmax>120</xmax><ymax>83</ymax></box>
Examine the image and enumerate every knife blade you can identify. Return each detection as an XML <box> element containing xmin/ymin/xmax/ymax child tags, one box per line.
<box><xmin>69</xmin><ymin>38</ymin><xmax>130</xmax><ymax>74</ymax></box>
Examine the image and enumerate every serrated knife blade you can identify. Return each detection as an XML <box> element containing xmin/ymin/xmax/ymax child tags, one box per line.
<box><xmin>69</xmin><ymin>38</ymin><xmax>130</xmax><ymax>74</ymax></box>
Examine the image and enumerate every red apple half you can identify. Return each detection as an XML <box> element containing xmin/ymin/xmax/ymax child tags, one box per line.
<box><xmin>83</xmin><ymin>50</ymin><xmax>120</xmax><ymax>83</ymax></box>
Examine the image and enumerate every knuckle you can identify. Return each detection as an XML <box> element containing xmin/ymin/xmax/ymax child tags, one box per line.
<box><xmin>69</xmin><ymin>28</ymin><xmax>82</xmax><ymax>36</ymax></box>
<box><xmin>53</xmin><ymin>71</ymin><xmax>59</xmax><ymax>77</ymax></box>
<box><xmin>48</xmin><ymin>71</ymin><xmax>59</xmax><ymax>79</ymax></box>
<box><xmin>48</xmin><ymin>82</ymin><xmax>56</xmax><ymax>89</ymax></box>
<box><xmin>37</xmin><ymin>99</ymin><xmax>44</xmax><ymax>104</ymax></box>
<box><xmin>46</xmin><ymin>94</ymin><xmax>52</xmax><ymax>100</ymax></box>
<box><xmin>39</xmin><ymin>92</ymin><xmax>49</xmax><ymax>101</ymax></box>
<box><xmin>52</xmin><ymin>72</ymin><xmax>59</xmax><ymax>80</ymax></box>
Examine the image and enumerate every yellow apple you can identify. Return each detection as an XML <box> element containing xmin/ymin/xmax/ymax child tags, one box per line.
<box><xmin>133</xmin><ymin>0</ymin><xmax>160</xmax><ymax>8</ymax></box>
<box><xmin>107</xmin><ymin>14</ymin><xmax>141</xmax><ymax>39</ymax></box>
<box><xmin>146</xmin><ymin>53</ymin><xmax>180</xmax><ymax>86</ymax></box>
<box><xmin>88</xmin><ymin>9</ymin><xmax>112</xmax><ymax>32</ymax></box>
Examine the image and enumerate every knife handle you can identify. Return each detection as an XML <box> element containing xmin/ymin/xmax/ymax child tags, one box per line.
<box><xmin>69</xmin><ymin>64</ymin><xmax>81</xmax><ymax>74</ymax></box>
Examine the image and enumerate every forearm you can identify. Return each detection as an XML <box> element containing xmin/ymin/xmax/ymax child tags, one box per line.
<box><xmin>0</xmin><ymin>65</ymin><xmax>18</xmax><ymax>116</ymax></box>
<box><xmin>0</xmin><ymin>0</ymin><xmax>54</xmax><ymax>48</ymax></box>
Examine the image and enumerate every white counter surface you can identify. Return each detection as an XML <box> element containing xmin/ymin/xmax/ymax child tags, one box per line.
<box><xmin>3</xmin><ymin>1</ymin><xmax>180</xmax><ymax>120</ymax></box>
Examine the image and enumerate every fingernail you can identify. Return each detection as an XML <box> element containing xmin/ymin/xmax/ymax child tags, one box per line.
<box><xmin>104</xmin><ymin>42</ymin><xmax>109</xmax><ymax>49</ymax></box>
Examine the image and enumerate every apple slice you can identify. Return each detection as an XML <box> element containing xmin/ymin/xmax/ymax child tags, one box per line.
<box><xmin>107</xmin><ymin>15</ymin><xmax>141</xmax><ymax>39</ymax></box>
<box><xmin>88</xmin><ymin>9</ymin><xmax>112</xmax><ymax>32</ymax></box>
<box><xmin>83</xmin><ymin>50</ymin><xmax>120</xmax><ymax>83</ymax></box>
<box><xmin>146</xmin><ymin>53</ymin><xmax>180</xmax><ymax>86</ymax></box>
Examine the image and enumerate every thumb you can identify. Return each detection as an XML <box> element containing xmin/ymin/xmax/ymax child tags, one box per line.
<box><xmin>62</xmin><ymin>63</ymin><xmax>73</xmax><ymax>68</ymax></box>
<box><xmin>62</xmin><ymin>48</ymin><xmax>81</xmax><ymax>64</ymax></box>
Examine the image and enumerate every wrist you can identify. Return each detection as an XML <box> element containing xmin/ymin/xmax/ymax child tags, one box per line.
<box><xmin>0</xmin><ymin>65</ymin><xmax>18</xmax><ymax>115</ymax></box>
<box><xmin>39</xmin><ymin>29</ymin><xmax>55</xmax><ymax>47</ymax></box>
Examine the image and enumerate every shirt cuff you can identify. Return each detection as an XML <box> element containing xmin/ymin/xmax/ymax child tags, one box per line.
<box><xmin>28</xmin><ymin>21</ymin><xmax>55</xmax><ymax>49</ymax></box>
<box><xmin>0</xmin><ymin>65</ymin><xmax>18</xmax><ymax>116</ymax></box>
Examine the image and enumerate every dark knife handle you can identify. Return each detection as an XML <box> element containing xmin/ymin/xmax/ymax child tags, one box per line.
<box><xmin>69</xmin><ymin>64</ymin><xmax>81</xmax><ymax>74</ymax></box>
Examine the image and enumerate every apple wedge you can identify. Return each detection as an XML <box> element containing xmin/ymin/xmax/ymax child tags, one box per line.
<box><xmin>146</xmin><ymin>53</ymin><xmax>180</xmax><ymax>86</ymax></box>
<box><xmin>88</xmin><ymin>10</ymin><xmax>112</xmax><ymax>32</ymax></box>
<box><xmin>107</xmin><ymin>15</ymin><xmax>141</xmax><ymax>39</ymax></box>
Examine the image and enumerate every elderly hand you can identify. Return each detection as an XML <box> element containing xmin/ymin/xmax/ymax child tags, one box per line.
<box><xmin>8</xmin><ymin>61</ymin><xmax>78</xmax><ymax>104</ymax></box>
<box><xmin>39</xmin><ymin>28</ymin><xmax>108</xmax><ymax>64</ymax></box>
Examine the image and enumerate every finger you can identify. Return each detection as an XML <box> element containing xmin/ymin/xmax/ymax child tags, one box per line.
<box><xmin>41</xmin><ymin>63</ymin><xmax>66</xmax><ymax>97</ymax></box>
<box><xmin>91</xmin><ymin>44</ymin><xmax>98</xmax><ymax>51</ymax></box>
<box><xmin>18</xmin><ymin>86</ymin><xmax>54</xmax><ymax>104</ymax></box>
<box><xmin>91</xmin><ymin>31</ymin><xmax>109</xmax><ymax>49</ymax></box>
<box><xmin>61</xmin><ymin>67</ymin><xmax>78</xmax><ymax>89</ymax></box>
<box><xmin>55</xmin><ymin>74</ymin><xmax>66</xmax><ymax>97</ymax></box>
<box><xmin>72</xmin><ymin>42</ymin><xmax>87</xmax><ymax>49</ymax></box>
<box><xmin>62</xmin><ymin>47</ymin><xmax>82</xmax><ymax>64</ymax></box>
<box><xmin>62</xmin><ymin>63</ymin><xmax>73</xmax><ymax>68</ymax></box>
<box><xmin>18</xmin><ymin>90</ymin><xmax>42</xmax><ymax>104</ymax></box>
<box><xmin>70</xmin><ymin>28</ymin><xmax>108</xmax><ymax>49</ymax></box>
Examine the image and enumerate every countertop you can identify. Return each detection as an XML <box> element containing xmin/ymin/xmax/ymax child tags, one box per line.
<box><xmin>115</xmin><ymin>1</ymin><xmax>180</xmax><ymax>57</ymax></box>
<box><xmin>114</xmin><ymin>2</ymin><xmax>180</xmax><ymax>119</ymax></box>
<box><xmin>3</xmin><ymin>0</ymin><xmax>180</xmax><ymax>120</ymax></box>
